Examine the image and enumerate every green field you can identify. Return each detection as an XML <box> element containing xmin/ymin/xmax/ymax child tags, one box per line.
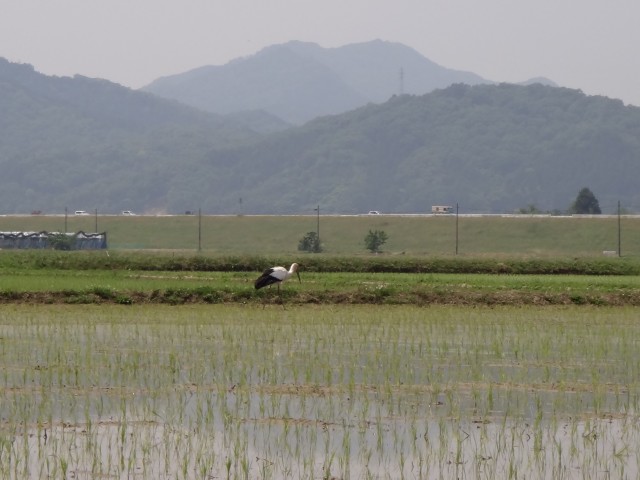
<box><xmin>2</xmin><ymin>214</ymin><xmax>640</xmax><ymax>256</ymax></box>
<box><xmin>2</xmin><ymin>267</ymin><xmax>640</xmax><ymax>306</ymax></box>
<box><xmin>2</xmin><ymin>215</ymin><xmax>639</xmax><ymax>477</ymax></box>
<box><xmin>1</xmin><ymin>305</ymin><xmax>638</xmax><ymax>479</ymax></box>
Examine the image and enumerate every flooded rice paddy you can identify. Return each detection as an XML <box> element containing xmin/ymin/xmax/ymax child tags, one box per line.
<box><xmin>1</xmin><ymin>304</ymin><xmax>639</xmax><ymax>479</ymax></box>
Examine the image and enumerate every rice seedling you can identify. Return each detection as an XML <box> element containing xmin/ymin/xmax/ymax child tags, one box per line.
<box><xmin>0</xmin><ymin>304</ymin><xmax>638</xmax><ymax>478</ymax></box>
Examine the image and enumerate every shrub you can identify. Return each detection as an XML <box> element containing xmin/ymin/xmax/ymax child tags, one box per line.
<box><xmin>364</xmin><ymin>230</ymin><xmax>388</xmax><ymax>253</ymax></box>
<box><xmin>49</xmin><ymin>233</ymin><xmax>76</xmax><ymax>251</ymax></box>
<box><xmin>298</xmin><ymin>231</ymin><xmax>322</xmax><ymax>253</ymax></box>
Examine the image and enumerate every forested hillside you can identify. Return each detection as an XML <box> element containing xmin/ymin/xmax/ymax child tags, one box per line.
<box><xmin>2</xmin><ymin>56</ymin><xmax>639</xmax><ymax>215</ymax></box>
<box><xmin>0</xmin><ymin>58</ymin><xmax>260</xmax><ymax>213</ymax></box>
<box><xmin>198</xmin><ymin>83</ymin><xmax>640</xmax><ymax>214</ymax></box>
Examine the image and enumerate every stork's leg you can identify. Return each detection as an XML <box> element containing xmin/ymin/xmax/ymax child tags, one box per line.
<box><xmin>277</xmin><ymin>283</ymin><xmax>286</xmax><ymax>309</ymax></box>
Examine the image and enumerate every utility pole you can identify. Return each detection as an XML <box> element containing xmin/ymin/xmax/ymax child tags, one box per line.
<box><xmin>314</xmin><ymin>205</ymin><xmax>320</xmax><ymax>252</ymax></box>
<box><xmin>618</xmin><ymin>200</ymin><xmax>621</xmax><ymax>257</ymax></box>
<box><xmin>455</xmin><ymin>203</ymin><xmax>459</xmax><ymax>255</ymax></box>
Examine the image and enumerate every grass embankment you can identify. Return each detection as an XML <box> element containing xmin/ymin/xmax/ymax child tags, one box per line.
<box><xmin>2</xmin><ymin>251</ymin><xmax>640</xmax><ymax>306</ymax></box>
<box><xmin>3</xmin><ymin>214</ymin><xmax>640</xmax><ymax>256</ymax></box>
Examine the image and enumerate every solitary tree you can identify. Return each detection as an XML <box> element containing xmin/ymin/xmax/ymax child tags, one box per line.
<box><xmin>298</xmin><ymin>231</ymin><xmax>321</xmax><ymax>253</ymax></box>
<box><xmin>570</xmin><ymin>187</ymin><xmax>601</xmax><ymax>214</ymax></box>
<box><xmin>364</xmin><ymin>230</ymin><xmax>388</xmax><ymax>253</ymax></box>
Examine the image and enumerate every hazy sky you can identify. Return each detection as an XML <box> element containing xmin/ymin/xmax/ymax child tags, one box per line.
<box><xmin>2</xmin><ymin>1</ymin><xmax>639</xmax><ymax>106</ymax></box>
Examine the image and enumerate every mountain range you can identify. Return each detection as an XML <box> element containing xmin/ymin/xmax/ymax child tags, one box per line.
<box><xmin>143</xmin><ymin>40</ymin><xmax>489</xmax><ymax>125</ymax></box>
<box><xmin>143</xmin><ymin>40</ymin><xmax>557</xmax><ymax>126</ymax></box>
<box><xmin>0</xmin><ymin>41</ymin><xmax>638</xmax><ymax>216</ymax></box>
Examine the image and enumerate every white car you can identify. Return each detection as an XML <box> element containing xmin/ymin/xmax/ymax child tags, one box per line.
<box><xmin>121</xmin><ymin>211</ymin><xmax>135</xmax><ymax>216</ymax></box>
<box><xmin>74</xmin><ymin>210</ymin><xmax>89</xmax><ymax>216</ymax></box>
<box><xmin>368</xmin><ymin>210</ymin><xmax>381</xmax><ymax>215</ymax></box>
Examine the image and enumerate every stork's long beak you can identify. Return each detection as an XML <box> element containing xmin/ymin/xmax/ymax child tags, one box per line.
<box><xmin>296</xmin><ymin>271</ymin><xmax>301</xmax><ymax>283</ymax></box>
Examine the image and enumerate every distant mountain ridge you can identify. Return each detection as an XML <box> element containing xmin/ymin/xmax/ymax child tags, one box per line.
<box><xmin>2</xmin><ymin>55</ymin><xmax>639</xmax><ymax>217</ymax></box>
<box><xmin>142</xmin><ymin>40</ymin><xmax>493</xmax><ymax>124</ymax></box>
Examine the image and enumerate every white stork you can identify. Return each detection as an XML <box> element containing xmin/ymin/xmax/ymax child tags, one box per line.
<box><xmin>254</xmin><ymin>263</ymin><xmax>301</xmax><ymax>293</ymax></box>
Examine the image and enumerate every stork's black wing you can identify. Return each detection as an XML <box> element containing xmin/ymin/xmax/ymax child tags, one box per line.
<box><xmin>254</xmin><ymin>268</ymin><xmax>277</xmax><ymax>290</ymax></box>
